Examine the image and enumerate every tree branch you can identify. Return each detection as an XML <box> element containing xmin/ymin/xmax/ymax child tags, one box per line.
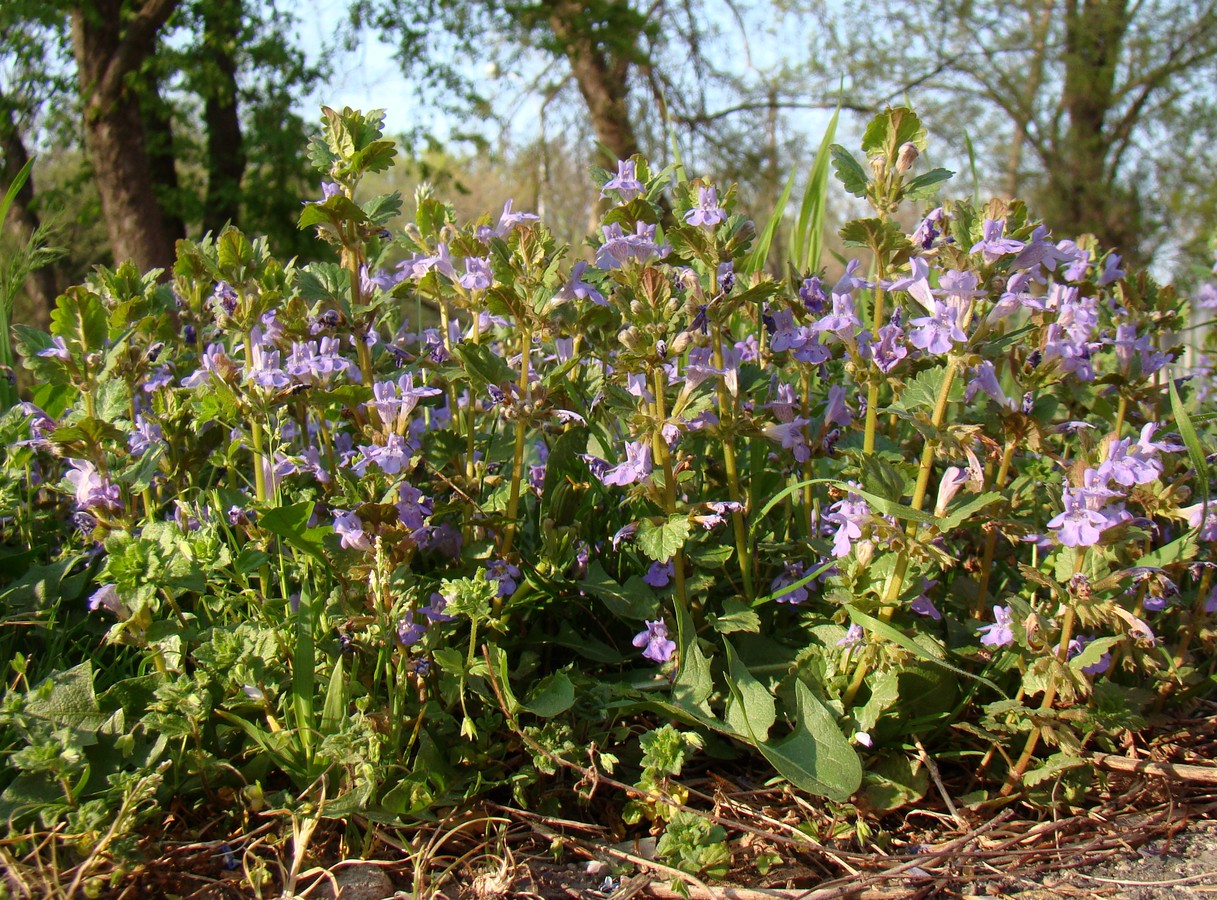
<box><xmin>95</xmin><ymin>0</ymin><xmax>181</xmax><ymax>104</ymax></box>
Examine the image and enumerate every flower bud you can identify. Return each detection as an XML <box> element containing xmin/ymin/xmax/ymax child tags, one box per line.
<box><xmin>854</xmin><ymin>540</ymin><xmax>875</xmax><ymax>568</ymax></box>
<box><xmin>869</xmin><ymin>156</ymin><xmax>887</xmax><ymax>180</ymax></box>
<box><xmin>619</xmin><ymin>326</ymin><xmax>643</xmax><ymax>350</ymax></box>
<box><xmin>669</xmin><ymin>332</ymin><xmax>692</xmax><ymax>355</ymax></box>
<box><xmin>895</xmin><ymin>142</ymin><xmax>919</xmax><ymax>174</ymax></box>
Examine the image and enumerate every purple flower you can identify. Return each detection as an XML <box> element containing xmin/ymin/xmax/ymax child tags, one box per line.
<box><xmin>459</xmin><ymin>257</ymin><xmax>493</xmax><ymax>291</ymax></box>
<box><xmin>596</xmin><ymin>222</ymin><xmax>671</xmax><ymax>269</ymax></box>
<box><xmin>836</xmin><ymin>623</ymin><xmax>864</xmax><ymax>648</ymax></box>
<box><xmin>144</xmin><ymin>367</ymin><xmax>174</xmax><ymax>392</ymax></box>
<box><xmin>128</xmin><ymin>414</ymin><xmax>163</xmax><ymax>456</ymax></box>
<box><xmin>799</xmin><ymin>276</ymin><xmax>828</xmax><ymax>313</ymax></box>
<box><xmin>1183</xmin><ymin>503</ymin><xmax>1217</xmax><ymax>542</ymax></box>
<box><xmin>494</xmin><ymin>199</ymin><xmax>541</xmax><ymax>234</ymax></box>
<box><xmin>909</xmin><ymin>300</ymin><xmax>967</xmax><ymax>355</ymax></box>
<box><xmin>644</xmin><ymin>559</ymin><xmax>675</xmax><ymax>588</ymax></box>
<box><xmin>601</xmin><ymin>160</ymin><xmax>645</xmax><ymax>203</ymax></box>
<box><xmin>558</xmin><ymin>260</ymin><xmax>607</xmax><ymax>306</ymax></box>
<box><xmin>87</xmin><ymin>584</ymin><xmax>129</xmax><ymax>620</ymax></box>
<box><xmin>869</xmin><ymin>321</ymin><xmax>908</xmax><ymax>373</ymax></box>
<box><xmin>333</xmin><ymin>510</ymin><xmax>372</xmax><ymax>551</ymax></box>
<box><xmin>486</xmin><ymin>559</ymin><xmax>522</xmax><ymax>597</ymax></box>
<box><xmin>813</xmin><ymin>293</ymin><xmax>862</xmax><ymax>342</ymax></box>
<box><xmin>885</xmin><ymin>257</ymin><xmax>935</xmax><ymax>309</ymax></box>
<box><xmin>824</xmin><ymin>492</ymin><xmax>871</xmax><ymax>558</ymax></box>
<box><xmin>1096</xmin><ymin>253</ymin><xmax>1125</xmax><ymax>286</ymax></box>
<box><xmin>37</xmin><ymin>336</ymin><xmax>71</xmax><ymax>360</ymax></box>
<box><xmin>286</xmin><ymin>337</ymin><xmax>352</xmax><ymax>385</ymax></box>
<box><xmin>823</xmin><ymin>385</ymin><xmax>854</xmax><ymax>428</ymax></box>
<box><xmin>397</xmin><ymin>612</ymin><xmax>426</xmax><ymax>646</ymax></box>
<box><xmin>421</xmin><ymin>592</ymin><xmax>456</xmax><ymax>622</ymax></box>
<box><xmin>978</xmin><ymin>605</ymin><xmax>1014</xmax><ymax>647</ymax></box>
<box><xmin>601</xmin><ymin>440</ymin><xmax>653</xmax><ymax>486</ymax></box>
<box><xmin>965</xmin><ymin>360</ymin><xmax>1015</xmax><ymax>410</ymax></box>
<box><xmin>771</xmin><ymin>562</ymin><xmax>809</xmax><ymax>604</ymax></box>
<box><xmin>1064</xmin><ymin>635</ymin><xmax>1111</xmax><ymax>675</ymax></box>
<box><xmin>369</xmin><ymin>373</ymin><xmax>442</xmax><ymax>434</ymax></box>
<box><xmin>1047</xmin><ymin>478</ymin><xmax>1115</xmax><ymax>548</ymax></box>
<box><xmin>685</xmin><ymin>186</ymin><xmax>726</xmax><ymax>227</ymax></box>
<box><xmin>970</xmin><ymin>218</ymin><xmax>1025</xmax><ymax>264</ymax></box>
<box><xmin>763</xmin><ymin>417</ymin><xmax>812</xmax><ymax>463</ymax></box>
<box><xmin>911</xmin><ymin>207</ymin><xmax>946</xmax><ymax>250</ymax></box>
<box><xmin>64</xmin><ymin>459</ymin><xmax>122</xmax><ymax>512</ymax></box>
<box><xmin>396</xmin><ymin>483</ymin><xmax>432</xmax><ymax>530</ymax></box>
<box><xmin>632</xmin><ymin>619</ymin><xmax>676</xmax><ymax>663</ymax></box>
<box><xmin>352</xmin><ymin>434</ymin><xmax>412</xmax><ymax>476</ymax></box>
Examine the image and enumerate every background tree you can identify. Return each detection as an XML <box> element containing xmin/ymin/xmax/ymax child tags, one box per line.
<box><xmin>802</xmin><ymin>0</ymin><xmax>1217</xmax><ymax>267</ymax></box>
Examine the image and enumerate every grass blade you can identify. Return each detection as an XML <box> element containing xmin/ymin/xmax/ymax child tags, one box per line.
<box><xmin>792</xmin><ymin>107</ymin><xmax>839</xmax><ymax>272</ymax></box>
<box><xmin>743</xmin><ymin>165</ymin><xmax>798</xmax><ymax>276</ymax></box>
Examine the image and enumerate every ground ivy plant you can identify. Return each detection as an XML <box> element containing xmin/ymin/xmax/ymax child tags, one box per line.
<box><xmin>1</xmin><ymin>105</ymin><xmax>1214</xmax><ymax>871</ymax></box>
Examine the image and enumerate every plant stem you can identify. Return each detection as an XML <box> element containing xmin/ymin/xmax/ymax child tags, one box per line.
<box><xmin>652</xmin><ymin>368</ymin><xmax>690</xmax><ymax>616</ymax></box>
<box><xmin>711</xmin><ymin>325</ymin><xmax>754</xmax><ymax>599</ymax></box>
<box><xmin>1000</xmin><ymin>551</ymin><xmax>1084</xmax><ymax>795</ymax></box>
<box><xmin>243</xmin><ymin>330</ymin><xmax>268</xmax><ymax>503</ymax></box>
<box><xmin>974</xmin><ymin>440</ymin><xmax>1018</xmax><ymax>617</ymax></box>
<box><xmin>863</xmin><ymin>271</ymin><xmax>887</xmax><ymax>456</ymax></box>
<box><xmin>501</xmin><ymin>322</ymin><xmax>532</xmax><ymax>556</ymax></box>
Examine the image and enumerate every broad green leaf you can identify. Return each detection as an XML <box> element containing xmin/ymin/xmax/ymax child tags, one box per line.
<box><xmin>892</xmin><ymin>364</ymin><xmax>963</xmax><ymax>414</ymax></box>
<box><xmin>50</xmin><ymin>286</ymin><xmax>107</xmax><ymax>356</ymax></box>
<box><xmin>260</xmin><ymin>501</ymin><xmax>328</xmax><ymax>563</ymax></box>
<box><xmin>452</xmin><ymin>341</ymin><xmax>516</xmax><ymax>390</ymax></box>
<box><xmin>756</xmin><ymin>680</ymin><xmax>861</xmax><ymax>801</ymax></box>
<box><xmin>830</xmin><ymin>144</ymin><xmax>869</xmax><ymax>199</ymax></box>
<box><xmin>291</xmin><ymin>582</ymin><xmax>316</xmax><ymax>758</ymax></box>
<box><xmin>581</xmin><ymin>562</ymin><xmax>657</xmax><ymax>620</ymax></box>
<box><xmin>902</xmin><ymin>168</ymin><xmax>954</xmax><ymax>201</ymax></box>
<box><xmin>521</xmin><ymin>672</ymin><xmax>576</xmax><ymax>717</ymax></box>
<box><xmin>1068</xmin><ymin>636</ymin><xmax>1121</xmax><ymax>674</ymax></box>
<box><xmin>861</xmin><ymin>107</ymin><xmax>927</xmax><ymax>157</ymax></box>
<box><xmin>723</xmin><ymin>639</ymin><xmax>776</xmax><ymax>740</ymax></box>
<box><xmin>710</xmin><ymin>598</ymin><xmax>761</xmax><ymax>635</ymax></box>
<box><xmin>839</xmin><ymin>218</ymin><xmax>911</xmax><ymax>258</ymax></box>
<box><xmin>937</xmin><ymin>492</ymin><xmax>1003</xmax><ymax>531</ymax></box>
<box><xmin>864</xmin><ymin>753</ymin><xmax>929</xmax><ymax>811</ymax></box>
<box><xmin>637</xmin><ymin>515</ymin><xmax>692</xmax><ymax>562</ymax></box>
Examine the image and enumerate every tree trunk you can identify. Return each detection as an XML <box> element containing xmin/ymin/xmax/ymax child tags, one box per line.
<box><xmin>201</xmin><ymin>0</ymin><xmax>245</xmax><ymax>234</ymax></box>
<box><xmin>0</xmin><ymin>107</ymin><xmax>58</xmax><ymax>330</ymax></box>
<box><xmin>140</xmin><ymin>71</ymin><xmax>187</xmax><ymax>243</ymax></box>
<box><xmin>71</xmin><ymin>0</ymin><xmax>182</xmax><ymax>272</ymax></box>
<box><xmin>1041</xmin><ymin>0</ymin><xmax>1134</xmax><ymax>250</ymax></box>
<box><xmin>545</xmin><ymin>0</ymin><xmax>642</xmax><ymax>164</ymax></box>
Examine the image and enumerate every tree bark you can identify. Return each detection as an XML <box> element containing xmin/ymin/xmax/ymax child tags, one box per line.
<box><xmin>0</xmin><ymin>106</ymin><xmax>59</xmax><ymax>330</ymax></box>
<box><xmin>201</xmin><ymin>0</ymin><xmax>245</xmax><ymax>234</ymax></box>
<box><xmin>1039</xmin><ymin>0</ymin><xmax>1134</xmax><ymax>251</ymax></box>
<box><xmin>71</xmin><ymin>0</ymin><xmax>182</xmax><ymax>272</ymax></box>
<box><xmin>140</xmin><ymin>70</ymin><xmax>187</xmax><ymax>243</ymax></box>
<box><xmin>545</xmin><ymin>0</ymin><xmax>642</xmax><ymax>164</ymax></box>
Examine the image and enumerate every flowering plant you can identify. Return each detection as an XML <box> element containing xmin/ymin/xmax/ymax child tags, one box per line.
<box><xmin>1</xmin><ymin>105</ymin><xmax>1213</xmax><ymax>858</ymax></box>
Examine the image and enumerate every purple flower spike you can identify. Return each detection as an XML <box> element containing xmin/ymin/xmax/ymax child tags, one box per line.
<box><xmin>632</xmin><ymin>619</ymin><xmax>676</xmax><ymax>663</ymax></box>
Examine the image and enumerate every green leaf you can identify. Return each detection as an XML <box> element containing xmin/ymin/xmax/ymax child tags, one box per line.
<box><xmin>892</xmin><ymin>364</ymin><xmax>963</xmax><ymax>414</ymax></box>
<box><xmin>756</xmin><ymin>680</ymin><xmax>861</xmax><ymax>801</ymax></box>
<box><xmin>846</xmin><ymin>605</ymin><xmax>1007</xmax><ymax>697</ymax></box>
<box><xmin>861</xmin><ymin>107</ymin><xmax>927</xmax><ymax>157</ymax></box>
<box><xmin>830</xmin><ymin>145</ymin><xmax>869</xmax><ymax>199</ymax></box>
<box><xmin>864</xmin><ymin>753</ymin><xmax>929</xmax><ymax>811</ymax></box>
<box><xmin>637</xmin><ymin>516</ymin><xmax>692</xmax><ymax>562</ymax></box>
<box><xmin>1068</xmin><ymin>636</ymin><xmax>1121</xmax><ymax>674</ymax></box>
<box><xmin>1170</xmin><ymin>378</ymin><xmax>1210</xmax><ymax>532</ymax></box>
<box><xmin>291</xmin><ymin>582</ymin><xmax>316</xmax><ymax>758</ymax></box>
<box><xmin>1135</xmin><ymin>532</ymin><xmax>1197</xmax><ymax>568</ymax></box>
<box><xmin>937</xmin><ymin>492</ymin><xmax>1003</xmax><ymax>532</ymax></box>
<box><xmin>319</xmin><ymin>656</ymin><xmax>346</xmax><ymax>737</ymax></box>
<box><xmin>581</xmin><ymin>562</ymin><xmax>658</xmax><ymax>620</ymax></box>
<box><xmin>710</xmin><ymin>598</ymin><xmax>761</xmax><ymax>635</ymax></box>
<box><xmin>451</xmin><ymin>341</ymin><xmax>516</xmax><ymax>390</ymax></box>
<box><xmin>50</xmin><ymin>286</ymin><xmax>108</xmax><ymax>356</ymax></box>
<box><xmin>839</xmin><ymin>217</ymin><xmax>911</xmax><ymax>257</ymax></box>
<box><xmin>520</xmin><ymin>673</ymin><xmax>576</xmax><ymax>718</ymax></box>
<box><xmin>722</xmin><ymin>639</ymin><xmax>776</xmax><ymax>740</ymax></box>
<box><xmin>260</xmin><ymin>501</ymin><xmax>328</xmax><ymax>563</ymax></box>
<box><xmin>902</xmin><ymin>168</ymin><xmax>954</xmax><ymax>201</ymax></box>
